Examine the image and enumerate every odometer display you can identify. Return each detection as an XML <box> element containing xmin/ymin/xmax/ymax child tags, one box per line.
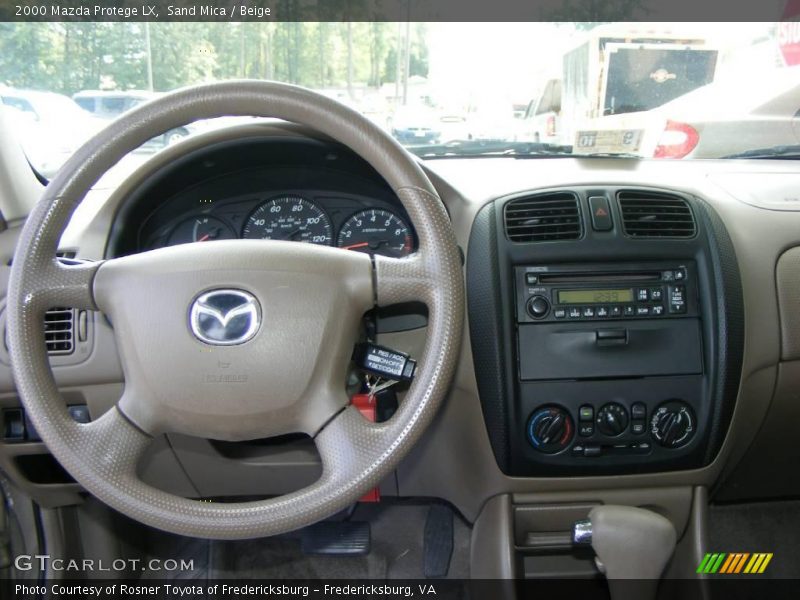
<box><xmin>337</xmin><ymin>209</ymin><xmax>413</xmax><ymax>257</ymax></box>
<box><xmin>242</xmin><ymin>196</ymin><xmax>332</xmax><ymax>245</ymax></box>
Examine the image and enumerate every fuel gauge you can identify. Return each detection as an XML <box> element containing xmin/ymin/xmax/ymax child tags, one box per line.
<box><xmin>167</xmin><ymin>216</ymin><xmax>237</xmax><ymax>246</ymax></box>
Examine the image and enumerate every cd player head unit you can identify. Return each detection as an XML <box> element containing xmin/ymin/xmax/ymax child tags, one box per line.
<box><xmin>515</xmin><ymin>263</ymin><xmax>697</xmax><ymax>323</ymax></box>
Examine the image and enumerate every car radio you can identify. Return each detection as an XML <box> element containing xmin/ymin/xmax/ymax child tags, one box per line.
<box><xmin>515</xmin><ymin>262</ymin><xmax>697</xmax><ymax>324</ymax></box>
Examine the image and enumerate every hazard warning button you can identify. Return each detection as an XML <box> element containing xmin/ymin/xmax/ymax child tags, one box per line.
<box><xmin>588</xmin><ymin>196</ymin><xmax>613</xmax><ymax>231</ymax></box>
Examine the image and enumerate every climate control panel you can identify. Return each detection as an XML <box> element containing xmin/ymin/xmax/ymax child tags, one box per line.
<box><xmin>525</xmin><ymin>400</ymin><xmax>696</xmax><ymax>460</ymax></box>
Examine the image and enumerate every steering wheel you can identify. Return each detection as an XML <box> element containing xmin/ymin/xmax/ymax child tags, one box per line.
<box><xmin>6</xmin><ymin>82</ymin><xmax>464</xmax><ymax>539</ymax></box>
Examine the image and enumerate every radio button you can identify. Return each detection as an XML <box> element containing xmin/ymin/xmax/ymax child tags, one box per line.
<box><xmin>568</xmin><ymin>307</ymin><xmax>582</xmax><ymax>319</ymax></box>
<box><xmin>651</xmin><ymin>305</ymin><xmax>664</xmax><ymax>316</ymax></box>
<box><xmin>596</xmin><ymin>306</ymin><xmax>609</xmax><ymax>318</ymax></box>
<box><xmin>636</xmin><ymin>306</ymin><xmax>650</xmax><ymax>316</ymax></box>
<box><xmin>610</xmin><ymin>305</ymin><xmax>622</xmax><ymax>317</ymax></box>
<box><xmin>636</xmin><ymin>288</ymin><xmax>649</xmax><ymax>301</ymax></box>
<box><xmin>527</xmin><ymin>296</ymin><xmax>550</xmax><ymax>319</ymax></box>
<box><xmin>525</xmin><ymin>273</ymin><xmax>539</xmax><ymax>285</ymax></box>
<box><xmin>650</xmin><ymin>288</ymin><xmax>663</xmax><ymax>301</ymax></box>
<box><xmin>675</xmin><ymin>268</ymin><xmax>686</xmax><ymax>281</ymax></box>
<box><xmin>623</xmin><ymin>306</ymin><xmax>635</xmax><ymax>317</ymax></box>
<box><xmin>662</xmin><ymin>270</ymin><xmax>675</xmax><ymax>281</ymax></box>
<box><xmin>668</xmin><ymin>285</ymin><xmax>687</xmax><ymax>314</ymax></box>
<box><xmin>554</xmin><ymin>308</ymin><xmax>566</xmax><ymax>319</ymax></box>
<box><xmin>582</xmin><ymin>307</ymin><xmax>595</xmax><ymax>318</ymax></box>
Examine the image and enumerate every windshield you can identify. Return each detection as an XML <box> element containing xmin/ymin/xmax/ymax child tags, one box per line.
<box><xmin>1</xmin><ymin>21</ymin><xmax>798</xmax><ymax>177</ymax></box>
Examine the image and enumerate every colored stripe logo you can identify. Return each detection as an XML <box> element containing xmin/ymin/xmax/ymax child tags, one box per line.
<box><xmin>697</xmin><ymin>552</ymin><xmax>773</xmax><ymax>574</ymax></box>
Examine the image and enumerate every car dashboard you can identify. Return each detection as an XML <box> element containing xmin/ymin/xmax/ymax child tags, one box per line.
<box><xmin>1</xmin><ymin>122</ymin><xmax>800</xmax><ymax>555</ymax></box>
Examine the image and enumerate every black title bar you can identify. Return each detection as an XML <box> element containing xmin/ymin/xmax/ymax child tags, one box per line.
<box><xmin>0</xmin><ymin>0</ymin><xmax>797</xmax><ymax>22</ymax></box>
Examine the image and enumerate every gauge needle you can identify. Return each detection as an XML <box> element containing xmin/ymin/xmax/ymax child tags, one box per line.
<box><xmin>282</xmin><ymin>229</ymin><xmax>302</xmax><ymax>241</ymax></box>
<box><xmin>196</xmin><ymin>233</ymin><xmax>211</xmax><ymax>242</ymax></box>
<box><xmin>341</xmin><ymin>242</ymin><xmax>370</xmax><ymax>250</ymax></box>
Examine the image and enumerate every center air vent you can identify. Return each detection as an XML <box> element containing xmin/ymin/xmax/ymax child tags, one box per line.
<box><xmin>44</xmin><ymin>308</ymin><xmax>74</xmax><ymax>355</ymax></box>
<box><xmin>618</xmin><ymin>191</ymin><xmax>696</xmax><ymax>238</ymax></box>
<box><xmin>504</xmin><ymin>192</ymin><xmax>582</xmax><ymax>242</ymax></box>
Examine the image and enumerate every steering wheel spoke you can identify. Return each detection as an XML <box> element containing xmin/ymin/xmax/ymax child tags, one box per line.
<box><xmin>24</xmin><ymin>260</ymin><xmax>100</xmax><ymax>312</ymax></box>
<box><xmin>75</xmin><ymin>406</ymin><xmax>152</xmax><ymax>481</ymax></box>
<box><xmin>373</xmin><ymin>253</ymin><xmax>436</xmax><ymax>305</ymax></box>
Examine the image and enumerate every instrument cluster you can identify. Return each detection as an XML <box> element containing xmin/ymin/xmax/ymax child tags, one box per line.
<box><xmin>146</xmin><ymin>192</ymin><xmax>415</xmax><ymax>258</ymax></box>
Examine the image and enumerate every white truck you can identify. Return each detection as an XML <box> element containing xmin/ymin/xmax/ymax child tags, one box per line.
<box><xmin>519</xmin><ymin>24</ymin><xmax>718</xmax><ymax>152</ymax></box>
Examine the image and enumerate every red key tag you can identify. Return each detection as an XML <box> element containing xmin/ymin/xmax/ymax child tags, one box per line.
<box><xmin>351</xmin><ymin>393</ymin><xmax>380</xmax><ymax>502</ymax></box>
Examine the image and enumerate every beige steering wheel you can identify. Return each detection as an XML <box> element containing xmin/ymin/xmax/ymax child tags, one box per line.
<box><xmin>6</xmin><ymin>81</ymin><xmax>463</xmax><ymax>539</ymax></box>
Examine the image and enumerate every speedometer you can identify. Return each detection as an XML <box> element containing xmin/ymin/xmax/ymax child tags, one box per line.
<box><xmin>337</xmin><ymin>209</ymin><xmax>413</xmax><ymax>257</ymax></box>
<box><xmin>242</xmin><ymin>196</ymin><xmax>333</xmax><ymax>245</ymax></box>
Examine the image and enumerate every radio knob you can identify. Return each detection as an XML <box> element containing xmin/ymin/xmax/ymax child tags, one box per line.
<box><xmin>527</xmin><ymin>406</ymin><xmax>574</xmax><ymax>453</ymax></box>
<box><xmin>527</xmin><ymin>295</ymin><xmax>550</xmax><ymax>319</ymax></box>
<box><xmin>651</xmin><ymin>401</ymin><xmax>695</xmax><ymax>448</ymax></box>
<box><xmin>596</xmin><ymin>402</ymin><xmax>629</xmax><ymax>437</ymax></box>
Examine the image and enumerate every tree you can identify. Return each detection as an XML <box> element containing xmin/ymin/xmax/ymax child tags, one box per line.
<box><xmin>0</xmin><ymin>21</ymin><xmax>424</xmax><ymax>98</ymax></box>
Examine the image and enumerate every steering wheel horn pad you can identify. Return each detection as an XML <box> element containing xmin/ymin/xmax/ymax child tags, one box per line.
<box><xmin>93</xmin><ymin>240</ymin><xmax>374</xmax><ymax>440</ymax></box>
<box><xmin>6</xmin><ymin>81</ymin><xmax>464</xmax><ymax>539</ymax></box>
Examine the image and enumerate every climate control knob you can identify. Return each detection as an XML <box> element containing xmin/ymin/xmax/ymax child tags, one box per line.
<box><xmin>651</xmin><ymin>401</ymin><xmax>695</xmax><ymax>448</ymax></box>
<box><xmin>596</xmin><ymin>402</ymin><xmax>629</xmax><ymax>437</ymax></box>
<box><xmin>527</xmin><ymin>406</ymin><xmax>574</xmax><ymax>454</ymax></box>
<box><xmin>526</xmin><ymin>295</ymin><xmax>550</xmax><ymax>319</ymax></box>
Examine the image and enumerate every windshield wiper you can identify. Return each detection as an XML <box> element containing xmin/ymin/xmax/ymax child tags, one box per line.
<box><xmin>406</xmin><ymin>140</ymin><xmax>574</xmax><ymax>158</ymax></box>
<box><xmin>722</xmin><ymin>145</ymin><xmax>800</xmax><ymax>159</ymax></box>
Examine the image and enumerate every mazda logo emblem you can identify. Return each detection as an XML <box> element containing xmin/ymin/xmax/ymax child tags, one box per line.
<box><xmin>189</xmin><ymin>289</ymin><xmax>261</xmax><ymax>346</ymax></box>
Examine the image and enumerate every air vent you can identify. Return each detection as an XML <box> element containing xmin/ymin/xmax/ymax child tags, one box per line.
<box><xmin>618</xmin><ymin>191</ymin><xmax>696</xmax><ymax>238</ymax></box>
<box><xmin>44</xmin><ymin>308</ymin><xmax>74</xmax><ymax>355</ymax></box>
<box><xmin>504</xmin><ymin>192</ymin><xmax>582</xmax><ymax>242</ymax></box>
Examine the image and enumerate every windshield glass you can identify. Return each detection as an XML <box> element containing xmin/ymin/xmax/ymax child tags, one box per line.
<box><xmin>1</xmin><ymin>21</ymin><xmax>798</xmax><ymax>177</ymax></box>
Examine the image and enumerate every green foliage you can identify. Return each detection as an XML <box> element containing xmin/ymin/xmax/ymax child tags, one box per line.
<box><xmin>0</xmin><ymin>22</ymin><xmax>429</xmax><ymax>96</ymax></box>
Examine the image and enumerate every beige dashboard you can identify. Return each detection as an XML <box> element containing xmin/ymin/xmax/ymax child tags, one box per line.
<box><xmin>0</xmin><ymin>123</ymin><xmax>799</xmax><ymax>534</ymax></box>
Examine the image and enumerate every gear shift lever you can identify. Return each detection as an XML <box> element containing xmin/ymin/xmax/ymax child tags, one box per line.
<box><xmin>573</xmin><ymin>505</ymin><xmax>677</xmax><ymax>600</ymax></box>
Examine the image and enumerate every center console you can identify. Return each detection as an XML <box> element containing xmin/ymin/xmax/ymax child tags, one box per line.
<box><xmin>467</xmin><ymin>186</ymin><xmax>743</xmax><ymax>476</ymax></box>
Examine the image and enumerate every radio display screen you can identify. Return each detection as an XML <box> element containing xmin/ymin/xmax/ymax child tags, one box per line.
<box><xmin>557</xmin><ymin>288</ymin><xmax>634</xmax><ymax>304</ymax></box>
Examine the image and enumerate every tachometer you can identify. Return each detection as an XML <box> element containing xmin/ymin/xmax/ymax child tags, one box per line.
<box><xmin>242</xmin><ymin>196</ymin><xmax>333</xmax><ymax>245</ymax></box>
<box><xmin>337</xmin><ymin>209</ymin><xmax>413</xmax><ymax>257</ymax></box>
<box><xmin>167</xmin><ymin>216</ymin><xmax>236</xmax><ymax>246</ymax></box>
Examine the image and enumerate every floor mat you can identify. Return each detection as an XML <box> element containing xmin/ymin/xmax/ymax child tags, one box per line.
<box><xmin>135</xmin><ymin>501</ymin><xmax>471</xmax><ymax>580</ymax></box>
<box><xmin>708</xmin><ymin>499</ymin><xmax>800</xmax><ymax>578</ymax></box>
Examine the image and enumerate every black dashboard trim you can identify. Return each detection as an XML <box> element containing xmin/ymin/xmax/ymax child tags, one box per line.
<box><xmin>467</xmin><ymin>185</ymin><xmax>745</xmax><ymax>476</ymax></box>
<box><xmin>693</xmin><ymin>196</ymin><xmax>745</xmax><ymax>465</ymax></box>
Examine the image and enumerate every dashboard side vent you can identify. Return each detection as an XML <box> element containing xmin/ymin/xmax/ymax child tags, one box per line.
<box><xmin>504</xmin><ymin>192</ymin><xmax>582</xmax><ymax>242</ymax></box>
<box><xmin>44</xmin><ymin>308</ymin><xmax>74</xmax><ymax>355</ymax></box>
<box><xmin>618</xmin><ymin>191</ymin><xmax>696</xmax><ymax>238</ymax></box>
